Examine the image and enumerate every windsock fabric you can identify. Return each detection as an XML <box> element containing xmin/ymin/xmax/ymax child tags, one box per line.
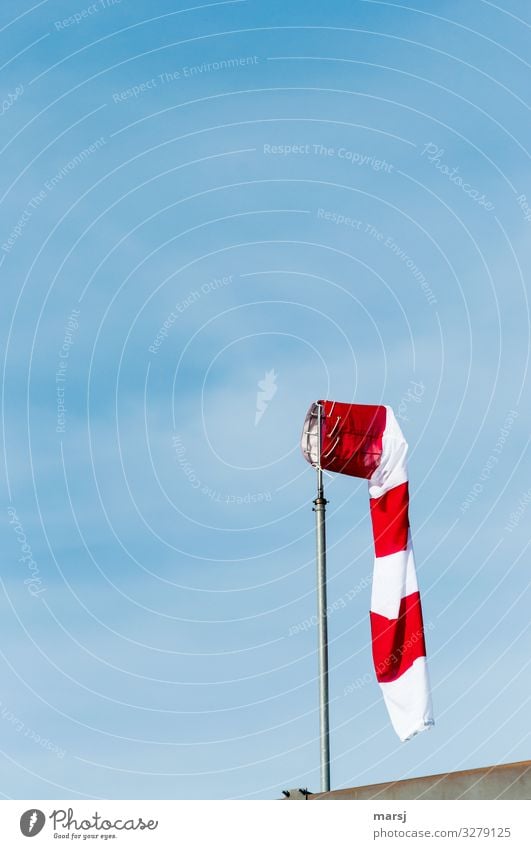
<box><xmin>301</xmin><ymin>400</ymin><xmax>434</xmax><ymax>741</ymax></box>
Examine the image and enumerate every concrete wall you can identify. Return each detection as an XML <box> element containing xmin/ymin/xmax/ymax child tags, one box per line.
<box><xmin>310</xmin><ymin>761</ymin><xmax>531</xmax><ymax>800</ymax></box>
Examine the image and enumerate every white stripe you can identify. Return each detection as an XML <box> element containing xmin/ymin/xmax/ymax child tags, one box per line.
<box><xmin>368</xmin><ymin>406</ymin><xmax>408</xmax><ymax>498</ymax></box>
<box><xmin>370</xmin><ymin>537</ymin><xmax>418</xmax><ymax>619</ymax></box>
<box><xmin>380</xmin><ymin>656</ymin><xmax>434</xmax><ymax>742</ymax></box>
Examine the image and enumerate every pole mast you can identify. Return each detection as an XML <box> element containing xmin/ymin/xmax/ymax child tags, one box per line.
<box><xmin>313</xmin><ymin>402</ymin><xmax>330</xmax><ymax>792</ymax></box>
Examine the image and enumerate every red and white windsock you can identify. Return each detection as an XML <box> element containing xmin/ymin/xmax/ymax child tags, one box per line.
<box><xmin>301</xmin><ymin>400</ymin><xmax>434</xmax><ymax>741</ymax></box>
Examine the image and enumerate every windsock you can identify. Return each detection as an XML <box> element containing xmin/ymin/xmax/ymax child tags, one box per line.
<box><xmin>301</xmin><ymin>400</ymin><xmax>434</xmax><ymax>741</ymax></box>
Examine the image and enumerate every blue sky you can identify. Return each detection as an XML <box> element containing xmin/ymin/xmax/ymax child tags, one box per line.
<box><xmin>1</xmin><ymin>0</ymin><xmax>530</xmax><ymax>799</ymax></box>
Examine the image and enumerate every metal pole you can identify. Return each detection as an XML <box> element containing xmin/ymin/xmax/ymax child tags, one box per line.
<box><xmin>313</xmin><ymin>403</ymin><xmax>330</xmax><ymax>793</ymax></box>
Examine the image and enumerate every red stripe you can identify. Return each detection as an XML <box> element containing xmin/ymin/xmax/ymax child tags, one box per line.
<box><xmin>370</xmin><ymin>591</ymin><xmax>426</xmax><ymax>683</ymax></box>
<box><xmin>370</xmin><ymin>481</ymin><xmax>409</xmax><ymax>557</ymax></box>
<box><xmin>319</xmin><ymin>401</ymin><xmax>387</xmax><ymax>479</ymax></box>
